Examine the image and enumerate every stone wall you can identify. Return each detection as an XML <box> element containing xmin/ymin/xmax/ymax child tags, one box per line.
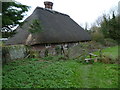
<box><xmin>2</xmin><ymin>42</ymin><xmax>86</xmax><ymax>64</ymax></box>
<box><xmin>2</xmin><ymin>45</ymin><xmax>27</xmax><ymax>64</ymax></box>
<box><xmin>2</xmin><ymin>45</ymin><xmax>61</xmax><ymax>64</ymax></box>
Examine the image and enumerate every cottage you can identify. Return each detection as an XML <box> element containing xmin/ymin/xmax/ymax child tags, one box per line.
<box><xmin>6</xmin><ymin>1</ymin><xmax>91</xmax><ymax>50</ymax></box>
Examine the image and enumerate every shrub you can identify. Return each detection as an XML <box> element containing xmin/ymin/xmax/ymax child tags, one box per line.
<box><xmin>104</xmin><ymin>38</ymin><xmax>118</xmax><ymax>47</ymax></box>
<box><xmin>99</xmin><ymin>52</ymin><xmax>119</xmax><ymax>64</ymax></box>
<box><xmin>45</xmin><ymin>49</ymin><xmax>49</xmax><ymax>57</ymax></box>
<box><xmin>88</xmin><ymin>41</ymin><xmax>103</xmax><ymax>50</ymax></box>
<box><xmin>29</xmin><ymin>50</ymin><xmax>40</xmax><ymax>58</ymax></box>
<box><xmin>80</xmin><ymin>41</ymin><xmax>103</xmax><ymax>52</ymax></box>
<box><xmin>91</xmin><ymin>31</ymin><xmax>105</xmax><ymax>44</ymax></box>
<box><xmin>55</xmin><ymin>46</ymin><xmax>61</xmax><ymax>55</ymax></box>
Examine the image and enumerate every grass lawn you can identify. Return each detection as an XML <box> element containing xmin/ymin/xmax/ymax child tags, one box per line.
<box><xmin>92</xmin><ymin>45</ymin><xmax>119</xmax><ymax>59</ymax></box>
<box><xmin>2</xmin><ymin>56</ymin><xmax>119</xmax><ymax>88</ymax></box>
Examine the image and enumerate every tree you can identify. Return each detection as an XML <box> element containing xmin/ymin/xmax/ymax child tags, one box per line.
<box><xmin>100</xmin><ymin>14</ymin><xmax>110</xmax><ymax>38</ymax></box>
<box><xmin>108</xmin><ymin>13</ymin><xmax>120</xmax><ymax>41</ymax></box>
<box><xmin>100</xmin><ymin>12</ymin><xmax>120</xmax><ymax>42</ymax></box>
<box><xmin>90</xmin><ymin>24</ymin><xmax>104</xmax><ymax>43</ymax></box>
<box><xmin>1</xmin><ymin>1</ymin><xmax>29</xmax><ymax>38</ymax></box>
<box><xmin>95</xmin><ymin>16</ymin><xmax>103</xmax><ymax>27</ymax></box>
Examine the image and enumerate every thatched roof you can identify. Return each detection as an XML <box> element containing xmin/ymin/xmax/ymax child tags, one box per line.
<box><xmin>6</xmin><ymin>7</ymin><xmax>91</xmax><ymax>45</ymax></box>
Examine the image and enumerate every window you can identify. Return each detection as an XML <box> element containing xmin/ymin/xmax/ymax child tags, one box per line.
<box><xmin>45</xmin><ymin>44</ymin><xmax>51</xmax><ymax>48</ymax></box>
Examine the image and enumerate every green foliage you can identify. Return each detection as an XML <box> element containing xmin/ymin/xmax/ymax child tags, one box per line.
<box><xmin>42</xmin><ymin>55</ymin><xmax>54</xmax><ymax>60</ymax></box>
<box><xmin>91</xmin><ymin>45</ymin><xmax>119</xmax><ymax>64</ymax></box>
<box><xmin>30</xmin><ymin>58</ymin><xmax>39</xmax><ymax>61</ymax></box>
<box><xmin>90</xmin><ymin>12</ymin><xmax>120</xmax><ymax>44</ymax></box>
<box><xmin>29</xmin><ymin>50</ymin><xmax>40</xmax><ymax>58</ymax></box>
<box><xmin>90</xmin><ymin>25</ymin><xmax>106</xmax><ymax>45</ymax></box>
<box><xmin>100</xmin><ymin>15</ymin><xmax>110</xmax><ymax>38</ymax></box>
<box><xmin>2</xmin><ymin>58</ymin><xmax>118</xmax><ymax>88</ymax></box>
<box><xmin>104</xmin><ymin>38</ymin><xmax>118</xmax><ymax>46</ymax></box>
<box><xmin>1</xmin><ymin>1</ymin><xmax>29</xmax><ymax>38</ymax></box>
<box><xmin>55</xmin><ymin>46</ymin><xmax>61</xmax><ymax>55</ymax></box>
<box><xmin>91</xmin><ymin>30</ymin><xmax>104</xmax><ymax>44</ymax></box>
<box><xmin>2</xmin><ymin>30</ymin><xmax>16</xmax><ymax>38</ymax></box>
<box><xmin>41</xmin><ymin>55</ymin><xmax>64</xmax><ymax>61</ymax></box>
<box><xmin>100</xmin><ymin>13</ymin><xmax>120</xmax><ymax>41</ymax></box>
<box><xmin>44</xmin><ymin>49</ymin><xmax>49</xmax><ymax>57</ymax></box>
<box><xmin>28</xmin><ymin>19</ymin><xmax>43</xmax><ymax>33</ymax></box>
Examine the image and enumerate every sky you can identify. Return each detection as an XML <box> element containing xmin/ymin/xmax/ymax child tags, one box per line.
<box><xmin>16</xmin><ymin>0</ymin><xmax>119</xmax><ymax>28</ymax></box>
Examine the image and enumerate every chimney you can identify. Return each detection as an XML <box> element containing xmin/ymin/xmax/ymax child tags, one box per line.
<box><xmin>44</xmin><ymin>1</ymin><xmax>53</xmax><ymax>9</ymax></box>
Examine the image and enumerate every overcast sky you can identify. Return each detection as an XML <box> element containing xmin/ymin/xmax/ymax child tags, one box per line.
<box><xmin>16</xmin><ymin>0</ymin><xmax>119</xmax><ymax>28</ymax></box>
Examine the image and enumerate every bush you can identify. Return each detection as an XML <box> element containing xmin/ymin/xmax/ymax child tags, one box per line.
<box><xmin>80</xmin><ymin>41</ymin><xmax>103</xmax><ymax>52</ymax></box>
<box><xmin>45</xmin><ymin>49</ymin><xmax>49</xmax><ymax>57</ymax></box>
<box><xmin>101</xmin><ymin>54</ymin><xmax>119</xmax><ymax>64</ymax></box>
<box><xmin>29</xmin><ymin>50</ymin><xmax>40</xmax><ymax>58</ymax></box>
<box><xmin>91</xmin><ymin>31</ymin><xmax>105</xmax><ymax>44</ymax></box>
<box><xmin>103</xmin><ymin>38</ymin><xmax>118</xmax><ymax>47</ymax></box>
<box><xmin>55</xmin><ymin>46</ymin><xmax>61</xmax><ymax>55</ymax></box>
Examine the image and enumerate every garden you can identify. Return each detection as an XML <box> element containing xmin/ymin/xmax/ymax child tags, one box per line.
<box><xmin>1</xmin><ymin>1</ymin><xmax>120</xmax><ymax>88</ymax></box>
<box><xmin>2</xmin><ymin>45</ymin><xmax>119</xmax><ymax>88</ymax></box>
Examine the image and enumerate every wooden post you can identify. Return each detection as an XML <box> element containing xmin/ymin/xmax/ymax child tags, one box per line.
<box><xmin>99</xmin><ymin>49</ymin><xmax>102</xmax><ymax>62</ymax></box>
<box><xmin>90</xmin><ymin>54</ymin><xmax>92</xmax><ymax>58</ymax></box>
<box><xmin>94</xmin><ymin>57</ymin><xmax>98</xmax><ymax>62</ymax></box>
<box><xmin>99</xmin><ymin>49</ymin><xmax>102</xmax><ymax>58</ymax></box>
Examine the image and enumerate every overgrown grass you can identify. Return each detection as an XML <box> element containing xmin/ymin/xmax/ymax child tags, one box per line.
<box><xmin>2</xmin><ymin>57</ymin><xmax>119</xmax><ymax>88</ymax></box>
<box><xmin>94</xmin><ymin>46</ymin><xmax>118</xmax><ymax>58</ymax></box>
<box><xmin>101</xmin><ymin>46</ymin><xmax>119</xmax><ymax>60</ymax></box>
<box><xmin>86</xmin><ymin>45</ymin><xmax>119</xmax><ymax>60</ymax></box>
